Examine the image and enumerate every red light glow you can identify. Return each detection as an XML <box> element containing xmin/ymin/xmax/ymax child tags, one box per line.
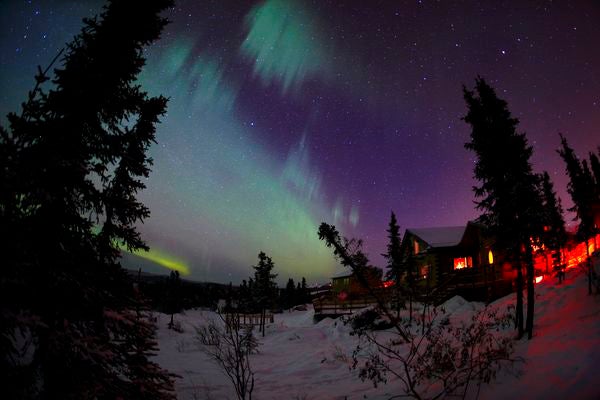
<box><xmin>535</xmin><ymin>275</ymin><xmax>543</xmax><ymax>284</ymax></box>
<box><xmin>532</xmin><ymin>233</ymin><xmax>599</xmax><ymax>275</ymax></box>
<box><xmin>563</xmin><ymin>234</ymin><xmax>600</xmax><ymax>270</ymax></box>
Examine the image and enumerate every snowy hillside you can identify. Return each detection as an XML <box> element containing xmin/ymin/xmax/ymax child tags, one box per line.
<box><xmin>155</xmin><ymin>261</ymin><xmax>600</xmax><ymax>400</ymax></box>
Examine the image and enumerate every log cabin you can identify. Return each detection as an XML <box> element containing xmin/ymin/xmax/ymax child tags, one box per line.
<box><xmin>400</xmin><ymin>221</ymin><xmax>513</xmax><ymax>303</ymax></box>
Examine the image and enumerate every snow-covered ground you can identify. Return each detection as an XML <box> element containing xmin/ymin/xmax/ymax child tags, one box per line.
<box><xmin>155</xmin><ymin>258</ymin><xmax>600</xmax><ymax>400</ymax></box>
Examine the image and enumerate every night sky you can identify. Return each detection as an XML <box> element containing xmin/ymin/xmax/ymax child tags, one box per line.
<box><xmin>1</xmin><ymin>0</ymin><xmax>599</xmax><ymax>284</ymax></box>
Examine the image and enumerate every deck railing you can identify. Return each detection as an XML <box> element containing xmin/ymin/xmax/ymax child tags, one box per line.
<box><xmin>313</xmin><ymin>289</ymin><xmax>392</xmax><ymax>316</ymax></box>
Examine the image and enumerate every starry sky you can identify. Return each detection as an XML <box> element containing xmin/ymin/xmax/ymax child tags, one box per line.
<box><xmin>1</xmin><ymin>0</ymin><xmax>599</xmax><ymax>285</ymax></box>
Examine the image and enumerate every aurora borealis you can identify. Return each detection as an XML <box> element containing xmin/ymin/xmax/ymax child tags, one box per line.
<box><xmin>2</xmin><ymin>1</ymin><xmax>599</xmax><ymax>284</ymax></box>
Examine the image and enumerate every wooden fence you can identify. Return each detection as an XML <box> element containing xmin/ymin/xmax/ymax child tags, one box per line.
<box><xmin>224</xmin><ymin>312</ymin><xmax>274</xmax><ymax>327</ymax></box>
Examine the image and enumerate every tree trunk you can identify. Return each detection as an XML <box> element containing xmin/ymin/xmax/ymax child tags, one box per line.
<box><xmin>421</xmin><ymin>299</ymin><xmax>427</xmax><ymax>335</ymax></box>
<box><xmin>396</xmin><ymin>281</ymin><xmax>400</xmax><ymax>320</ymax></box>
<box><xmin>559</xmin><ymin>248</ymin><xmax>564</xmax><ymax>283</ymax></box>
<box><xmin>525</xmin><ymin>245</ymin><xmax>535</xmax><ymax>340</ymax></box>
<box><xmin>586</xmin><ymin>238</ymin><xmax>592</xmax><ymax>295</ymax></box>
<box><xmin>409</xmin><ymin>293</ymin><xmax>413</xmax><ymax>325</ymax></box>
<box><xmin>515</xmin><ymin>261</ymin><xmax>524</xmax><ymax>339</ymax></box>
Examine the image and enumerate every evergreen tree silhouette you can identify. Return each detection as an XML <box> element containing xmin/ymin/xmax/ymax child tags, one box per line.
<box><xmin>252</xmin><ymin>251</ymin><xmax>277</xmax><ymax>336</ymax></box>
<box><xmin>0</xmin><ymin>0</ymin><xmax>175</xmax><ymax>398</ymax></box>
<box><xmin>589</xmin><ymin>150</ymin><xmax>600</xmax><ymax>194</ymax></box>
<box><xmin>382</xmin><ymin>211</ymin><xmax>404</xmax><ymax>316</ymax></box>
<box><xmin>301</xmin><ymin>276</ymin><xmax>308</xmax><ymax>304</ymax></box>
<box><xmin>463</xmin><ymin>77</ymin><xmax>544</xmax><ymax>339</ymax></box>
<box><xmin>558</xmin><ymin>134</ymin><xmax>598</xmax><ymax>294</ymax></box>
<box><xmin>590</xmin><ymin>152</ymin><xmax>600</xmax><ymax>192</ymax></box>
<box><xmin>539</xmin><ymin>171</ymin><xmax>567</xmax><ymax>278</ymax></box>
<box><xmin>166</xmin><ymin>271</ymin><xmax>181</xmax><ymax>329</ymax></box>
<box><xmin>317</xmin><ymin>222</ymin><xmax>411</xmax><ymax>341</ymax></box>
<box><xmin>239</xmin><ymin>279</ymin><xmax>251</xmax><ymax>312</ymax></box>
<box><xmin>382</xmin><ymin>211</ymin><xmax>403</xmax><ymax>281</ymax></box>
<box><xmin>247</xmin><ymin>277</ymin><xmax>255</xmax><ymax>312</ymax></box>
<box><xmin>127</xmin><ymin>272</ymin><xmax>177</xmax><ymax>399</ymax></box>
<box><xmin>284</xmin><ymin>278</ymin><xmax>296</xmax><ymax>309</ymax></box>
<box><xmin>252</xmin><ymin>252</ymin><xmax>278</xmax><ymax>306</ymax></box>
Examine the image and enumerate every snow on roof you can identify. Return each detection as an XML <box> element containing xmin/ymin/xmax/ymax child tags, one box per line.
<box><xmin>407</xmin><ymin>226</ymin><xmax>466</xmax><ymax>248</ymax></box>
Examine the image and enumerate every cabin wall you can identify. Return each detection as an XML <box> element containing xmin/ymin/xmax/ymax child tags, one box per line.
<box><xmin>332</xmin><ymin>276</ymin><xmax>350</xmax><ymax>294</ymax></box>
<box><xmin>332</xmin><ymin>272</ymin><xmax>381</xmax><ymax>297</ymax></box>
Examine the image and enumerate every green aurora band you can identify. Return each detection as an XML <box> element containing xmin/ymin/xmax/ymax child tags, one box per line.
<box><xmin>90</xmin><ymin>226</ymin><xmax>191</xmax><ymax>276</ymax></box>
<box><xmin>134</xmin><ymin>27</ymin><xmax>358</xmax><ymax>283</ymax></box>
<box><xmin>240</xmin><ymin>0</ymin><xmax>332</xmax><ymax>93</ymax></box>
<box><xmin>127</xmin><ymin>247</ymin><xmax>191</xmax><ymax>276</ymax></box>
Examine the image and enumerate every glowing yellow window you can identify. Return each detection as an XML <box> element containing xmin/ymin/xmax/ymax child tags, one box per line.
<box><xmin>453</xmin><ymin>257</ymin><xmax>473</xmax><ymax>270</ymax></box>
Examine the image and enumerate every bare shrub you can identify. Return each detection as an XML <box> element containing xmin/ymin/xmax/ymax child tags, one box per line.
<box><xmin>195</xmin><ymin>314</ymin><xmax>258</xmax><ymax>400</ymax></box>
<box><xmin>319</xmin><ymin>223</ymin><xmax>522</xmax><ymax>400</ymax></box>
<box><xmin>350</xmin><ymin>306</ymin><xmax>520</xmax><ymax>399</ymax></box>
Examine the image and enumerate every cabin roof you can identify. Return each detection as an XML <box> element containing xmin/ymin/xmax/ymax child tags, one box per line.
<box><xmin>332</xmin><ymin>270</ymin><xmax>353</xmax><ymax>279</ymax></box>
<box><xmin>406</xmin><ymin>226</ymin><xmax>466</xmax><ymax>248</ymax></box>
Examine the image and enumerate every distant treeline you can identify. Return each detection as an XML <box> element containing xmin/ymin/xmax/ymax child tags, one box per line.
<box><xmin>130</xmin><ymin>270</ymin><xmax>312</xmax><ymax>314</ymax></box>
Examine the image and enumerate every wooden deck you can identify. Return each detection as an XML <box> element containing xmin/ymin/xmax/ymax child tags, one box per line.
<box><xmin>313</xmin><ymin>271</ymin><xmax>514</xmax><ymax>317</ymax></box>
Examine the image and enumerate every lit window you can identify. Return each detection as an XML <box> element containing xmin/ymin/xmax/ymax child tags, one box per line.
<box><xmin>414</xmin><ymin>240</ymin><xmax>420</xmax><ymax>254</ymax></box>
<box><xmin>420</xmin><ymin>265</ymin><xmax>429</xmax><ymax>278</ymax></box>
<box><xmin>488</xmin><ymin>250</ymin><xmax>494</xmax><ymax>265</ymax></box>
<box><xmin>453</xmin><ymin>257</ymin><xmax>473</xmax><ymax>270</ymax></box>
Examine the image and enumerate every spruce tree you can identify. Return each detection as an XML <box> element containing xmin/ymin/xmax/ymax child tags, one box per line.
<box><xmin>0</xmin><ymin>1</ymin><xmax>175</xmax><ymax>398</ymax></box>
<box><xmin>317</xmin><ymin>222</ymin><xmax>411</xmax><ymax>342</ymax></box>
<box><xmin>252</xmin><ymin>252</ymin><xmax>278</xmax><ymax>306</ymax></box>
<box><xmin>166</xmin><ymin>271</ymin><xmax>182</xmax><ymax>329</ymax></box>
<box><xmin>126</xmin><ymin>277</ymin><xmax>177</xmax><ymax>399</ymax></box>
<box><xmin>539</xmin><ymin>171</ymin><xmax>567</xmax><ymax>276</ymax></box>
<box><xmin>382</xmin><ymin>211</ymin><xmax>404</xmax><ymax>316</ymax></box>
<box><xmin>382</xmin><ymin>211</ymin><xmax>403</xmax><ymax>282</ymax></box>
<box><xmin>463</xmin><ymin>77</ymin><xmax>544</xmax><ymax>339</ymax></box>
<box><xmin>248</xmin><ymin>277</ymin><xmax>255</xmax><ymax>311</ymax></box>
<box><xmin>589</xmin><ymin>151</ymin><xmax>600</xmax><ymax>194</ymax></box>
<box><xmin>540</xmin><ymin>172</ymin><xmax>567</xmax><ymax>249</ymax></box>
<box><xmin>239</xmin><ymin>279</ymin><xmax>250</xmax><ymax>312</ymax></box>
<box><xmin>558</xmin><ymin>134</ymin><xmax>598</xmax><ymax>294</ymax></box>
<box><xmin>252</xmin><ymin>251</ymin><xmax>277</xmax><ymax>336</ymax></box>
<box><xmin>284</xmin><ymin>278</ymin><xmax>296</xmax><ymax>309</ymax></box>
<box><xmin>301</xmin><ymin>277</ymin><xmax>308</xmax><ymax>304</ymax></box>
